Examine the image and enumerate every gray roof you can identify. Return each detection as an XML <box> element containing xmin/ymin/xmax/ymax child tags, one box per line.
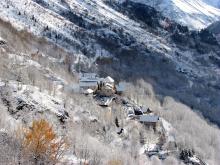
<box><xmin>80</xmin><ymin>77</ymin><xmax>100</xmax><ymax>82</ymax></box>
<box><xmin>139</xmin><ymin>115</ymin><xmax>159</xmax><ymax>123</ymax></box>
<box><xmin>79</xmin><ymin>72</ymin><xmax>101</xmax><ymax>83</ymax></box>
<box><xmin>80</xmin><ymin>73</ymin><xmax>97</xmax><ymax>79</ymax></box>
<box><xmin>79</xmin><ymin>81</ymin><xmax>98</xmax><ymax>87</ymax></box>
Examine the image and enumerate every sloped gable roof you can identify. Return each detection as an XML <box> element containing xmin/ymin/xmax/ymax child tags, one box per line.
<box><xmin>139</xmin><ymin>115</ymin><xmax>159</xmax><ymax>123</ymax></box>
<box><xmin>104</xmin><ymin>76</ymin><xmax>114</xmax><ymax>83</ymax></box>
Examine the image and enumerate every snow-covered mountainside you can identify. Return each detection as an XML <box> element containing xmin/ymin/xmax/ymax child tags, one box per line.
<box><xmin>129</xmin><ymin>0</ymin><xmax>220</xmax><ymax>29</ymax></box>
<box><xmin>0</xmin><ymin>0</ymin><xmax>220</xmax><ymax>164</ymax></box>
<box><xmin>0</xmin><ymin>0</ymin><xmax>171</xmax><ymax>54</ymax></box>
<box><xmin>1</xmin><ymin>25</ymin><xmax>220</xmax><ymax>164</ymax></box>
<box><xmin>1</xmin><ymin>0</ymin><xmax>220</xmax><ymax>126</ymax></box>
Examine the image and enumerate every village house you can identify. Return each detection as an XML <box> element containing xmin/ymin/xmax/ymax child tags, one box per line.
<box><xmin>95</xmin><ymin>76</ymin><xmax>116</xmax><ymax>96</ymax></box>
<box><xmin>79</xmin><ymin>73</ymin><xmax>100</xmax><ymax>91</ymax></box>
<box><xmin>78</xmin><ymin>73</ymin><xmax>126</xmax><ymax>101</ymax></box>
<box><xmin>139</xmin><ymin>115</ymin><xmax>159</xmax><ymax>129</ymax></box>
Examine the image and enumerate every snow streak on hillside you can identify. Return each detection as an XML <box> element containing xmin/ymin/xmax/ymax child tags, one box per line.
<box><xmin>130</xmin><ymin>0</ymin><xmax>220</xmax><ymax>29</ymax></box>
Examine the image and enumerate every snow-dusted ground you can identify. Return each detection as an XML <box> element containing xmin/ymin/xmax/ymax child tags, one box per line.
<box><xmin>7</xmin><ymin>52</ymin><xmax>68</xmax><ymax>85</ymax></box>
<box><xmin>0</xmin><ymin>80</ymin><xmax>66</xmax><ymax>116</ymax></box>
<box><xmin>130</xmin><ymin>0</ymin><xmax>220</xmax><ymax>29</ymax></box>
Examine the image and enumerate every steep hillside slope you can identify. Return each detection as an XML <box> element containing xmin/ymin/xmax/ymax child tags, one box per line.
<box><xmin>1</xmin><ymin>3</ymin><xmax>220</xmax><ymax>164</ymax></box>
<box><xmin>129</xmin><ymin>0</ymin><xmax>220</xmax><ymax>29</ymax></box>
<box><xmin>0</xmin><ymin>20</ymin><xmax>142</xmax><ymax>164</ymax></box>
<box><xmin>1</xmin><ymin>0</ymin><xmax>220</xmax><ymax>126</ymax></box>
<box><xmin>0</xmin><ymin>0</ymin><xmax>171</xmax><ymax>54</ymax></box>
<box><xmin>0</xmin><ymin>27</ymin><xmax>220</xmax><ymax>164</ymax></box>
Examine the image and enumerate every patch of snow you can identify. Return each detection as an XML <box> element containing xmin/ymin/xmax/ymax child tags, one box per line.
<box><xmin>104</xmin><ymin>76</ymin><xmax>114</xmax><ymax>83</ymax></box>
<box><xmin>161</xmin><ymin>118</ymin><xmax>176</xmax><ymax>142</ymax></box>
<box><xmin>60</xmin><ymin>155</ymin><xmax>80</xmax><ymax>165</ymax></box>
<box><xmin>189</xmin><ymin>156</ymin><xmax>201</xmax><ymax>163</ymax></box>
<box><xmin>0</xmin><ymin>128</ymin><xmax>7</xmax><ymax>133</ymax></box>
<box><xmin>73</xmin><ymin>116</ymin><xmax>81</xmax><ymax>123</ymax></box>
<box><xmin>0</xmin><ymin>81</ymin><xmax>5</xmax><ymax>87</ymax></box>
<box><xmin>3</xmin><ymin>81</ymin><xmax>66</xmax><ymax>116</ymax></box>
<box><xmin>161</xmin><ymin>118</ymin><xmax>173</xmax><ymax>133</ymax></box>
<box><xmin>139</xmin><ymin>143</ymin><xmax>158</xmax><ymax>154</ymax></box>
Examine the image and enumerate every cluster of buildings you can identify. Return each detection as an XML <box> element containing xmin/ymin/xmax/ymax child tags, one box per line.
<box><xmin>124</xmin><ymin>103</ymin><xmax>160</xmax><ymax>129</ymax></box>
<box><xmin>78</xmin><ymin>72</ymin><xmax>159</xmax><ymax>128</ymax></box>
<box><xmin>77</xmin><ymin>73</ymin><xmax>179</xmax><ymax>160</ymax></box>
<box><xmin>79</xmin><ymin>73</ymin><xmax>125</xmax><ymax>96</ymax></box>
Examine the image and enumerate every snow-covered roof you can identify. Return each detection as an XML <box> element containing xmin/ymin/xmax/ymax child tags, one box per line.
<box><xmin>104</xmin><ymin>76</ymin><xmax>114</xmax><ymax>83</ymax></box>
<box><xmin>139</xmin><ymin>115</ymin><xmax>159</xmax><ymax>123</ymax></box>
<box><xmin>84</xmin><ymin>89</ymin><xmax>94</xmax><ymax>94</ymax></box>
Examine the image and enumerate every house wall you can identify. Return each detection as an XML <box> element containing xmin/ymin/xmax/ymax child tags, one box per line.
<box><xmin>80</xmin><ymin>85</ymin><xmax>98</xmax><ymax>91</ymax></box>
<box><xmin>142</xmin><ymin>122</ymin><xmax>158</xmax><ymax>130</ymax></box>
